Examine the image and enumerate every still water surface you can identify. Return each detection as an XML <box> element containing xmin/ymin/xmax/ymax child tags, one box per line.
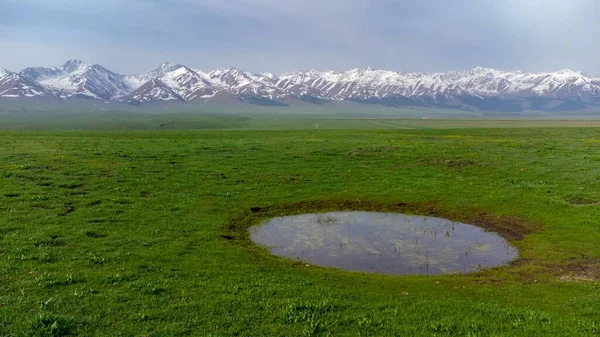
<box><xmin>250</xmin><ymin>212</ymin><xmax>518</xmax><ymax>275</ymax></box>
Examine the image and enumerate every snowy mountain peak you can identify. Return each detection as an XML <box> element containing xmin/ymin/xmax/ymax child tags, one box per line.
<box><xmin>209</xmin><ymin>66</ymin><xmax>248</xmax><ymax>78</ymax></box>
<box><xmin>556</xmin><ymin>69</ymin><xmax>580</xmax><ymax>75</ymax></box>
<box><xmin>459</xmin><ymin>66</ymin><xmax>504</xmax><ymax>76</ymax></box>
<box><xmin>3</xmin><ymin>59</ymin><xmax>600</xmax><ymax>112</ymax></box>
<box><xmin>120</xmin><ymin>78</ymin><xmax>184</xmax><ymax>103</ymax></box>
<box><xmin>0</xmin><ymin>72</ymin><xmax>48</xmax><ymax>98</ymax></box>
<box><xmin>552</xmin><ymin>69</ymin><xmax>584</xmax><ymax>82</ymax></box>
<box><xmin>21</xmin><ymin>60</ymin><xmax>131</xmax><ymax>100</ymax></box>
<box><xmin>121</xmin><ymin>62</ymin><xmax>216</xmax><ymax>103</ymax></box>
<box><xmin>472</xmin><ymin>66</ymin><xmax>492</xmax><ymax>72</ymax></box>
<box><xmin>61</xmin><ymin>59</ymin><xmax>89</xmax><ymax>73</ymax></box>
<box><xmin>19</xmin><ymin>66</ymin><xmax>63</xmax><ymax>82</ymax></box>
<box><xmin>258</xmin><ymin>73</ymin><xmax>277</xmax><ymax>82</ymax></box>
<box><xmin>0</xmin><ymin>68</ymin><xmax>10</xmax><ymax>77</ymax></box>
<box><xmin>219</xmin><ymin>66</ymin><xmax>241</xmax><ymax>72</ymax></box>
<box><xmin>147</xmin><ymin>62</ymin><xmax>190</xmax><ymax>78</ymax></box>
<box><xmin>155</xmin><ymin>61</ymin><xmax>176</xmax><ymax>71</ymax></box>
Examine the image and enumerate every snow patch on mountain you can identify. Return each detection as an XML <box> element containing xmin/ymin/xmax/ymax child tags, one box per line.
<box><xmin>0</xmin><ymin>73</ymin><xmax>48</xmax><ymax>98</ymax></box>
<box><xmin>21</xmin><ymin>60</ymin><xmax>132</xmax><ymax>99</ymax></box>
<box><xmin>208</xmin><ymin>67</ymin><xmax>285</xmax><ymax>99</ymax></box>
<box><xmin>122</xmin><ymin>63</ymin><xmax>216</xmax><ymax>102</ymax></box>
<box><xmin>120</xmin><ymin>78</ymin><xmax>183</xmax><ymax>103</ymax></box>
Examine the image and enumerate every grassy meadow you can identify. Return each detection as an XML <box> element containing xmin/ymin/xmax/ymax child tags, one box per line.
<box><xmin>2</xmin><ymin>108</ymin><xmax>600</xmax><ymax>131</ymax></box>
<box><xmin>1</xmin><ymin>122</ymin><xmax>600</xmax><ymax>335</ymax></box>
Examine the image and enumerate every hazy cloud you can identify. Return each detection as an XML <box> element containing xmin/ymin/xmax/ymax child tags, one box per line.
<box><xmin>0</xmin><ymin>0</ymin><xmax>598</xmax><ymax>74</ymax></box>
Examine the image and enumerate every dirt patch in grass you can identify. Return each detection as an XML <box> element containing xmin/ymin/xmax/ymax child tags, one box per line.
<box><xmin>347</xmin><ymin>146</ymin><xmax>397</xmax><ymax>157</ymax></box>
<box><xmin>250</xmin><ymin>207</ymin><xmax>264</xmax><ymax>214</ymax></box>
<box><xmin>559</xmin><ymin>274</ymin><xmax>598</xmax><ymax>283</ymax></box>
<box><xmin>567</xmin><ymin>197</ymin><xmax>600</xmax><ymax>206</ymax></box>
<box><xmin>551</xmin><ymin>256</ymin><xmax>600</xmax><ymax>282</ymax></box>
<box><xmin>224</xmin><ymin>199</ymin><xmax>541</xmax><ymax>243</ymax></box>
<box><xmin>420</xmin><ymin>158</ymin><xmax>478</xmax><ymax>168</ymax></box>
<box><xmin>467</xmin><ymin>213</ymin><xmax>537</xmax><ymax>241</ymax></box>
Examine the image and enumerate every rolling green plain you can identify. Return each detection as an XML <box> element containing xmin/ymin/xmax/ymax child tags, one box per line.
<box><xmin>1</xmin><ymin>113</ymin><xmax>600</xmax><ymax>336</ymax></box>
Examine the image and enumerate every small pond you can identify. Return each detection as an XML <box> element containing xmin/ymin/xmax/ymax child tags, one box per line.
<box><xmin>250</xmin><ymin>212</ymin><xmax>518</xmax><ymax>275</ymax></box>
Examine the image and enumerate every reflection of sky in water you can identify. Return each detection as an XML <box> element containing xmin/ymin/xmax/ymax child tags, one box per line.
<box><xmin>250</xmin><ymin>212</ymin><xmax>518</xmax><ymax>275</ymax></box>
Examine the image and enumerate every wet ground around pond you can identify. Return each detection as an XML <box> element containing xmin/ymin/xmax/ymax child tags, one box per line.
<box><xmin>250</xmin><ymin>212</ymin><xmax>518</xmax><ymax>275</ymax></box>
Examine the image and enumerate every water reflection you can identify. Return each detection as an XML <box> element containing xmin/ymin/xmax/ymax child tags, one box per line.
<box><xmin>250</xmin><ymin>212</ymin><xmax>518</xmax><ymax>275</ymax></box>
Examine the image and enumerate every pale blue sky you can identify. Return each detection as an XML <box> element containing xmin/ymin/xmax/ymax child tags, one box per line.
<box><xmin>1</xmin><ymin>0</ymin><xmax>598</xmax><ymax>74</ymax></box>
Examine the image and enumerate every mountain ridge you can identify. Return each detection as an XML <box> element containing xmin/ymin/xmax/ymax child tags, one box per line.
<box><xmin>2</xmin><ymin>60</ymin><xmax>600</xmax><ymax>112</ymax></box>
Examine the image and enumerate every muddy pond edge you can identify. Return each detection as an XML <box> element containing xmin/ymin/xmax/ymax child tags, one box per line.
<box><xmin>222</xmin><ymin>199</ymin><xmax>545</xmax><ymax>277</ymax></box>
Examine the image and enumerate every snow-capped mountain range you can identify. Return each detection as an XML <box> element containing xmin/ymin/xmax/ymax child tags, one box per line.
<box><xmin>2</xmin><ymin>59</ymin><xmax>600</xmax><ymax>112</ymax></box>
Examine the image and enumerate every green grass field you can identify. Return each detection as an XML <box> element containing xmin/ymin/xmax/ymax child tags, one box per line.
<box><xmin>2</xmin><ymin>110</ymin><xmax>600</xmax><ymax>131</ymax></box>
<box><xmin>1</xmin><ymin>126</ymin><xmax>599</xmax><ymax>336</ymax></box>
